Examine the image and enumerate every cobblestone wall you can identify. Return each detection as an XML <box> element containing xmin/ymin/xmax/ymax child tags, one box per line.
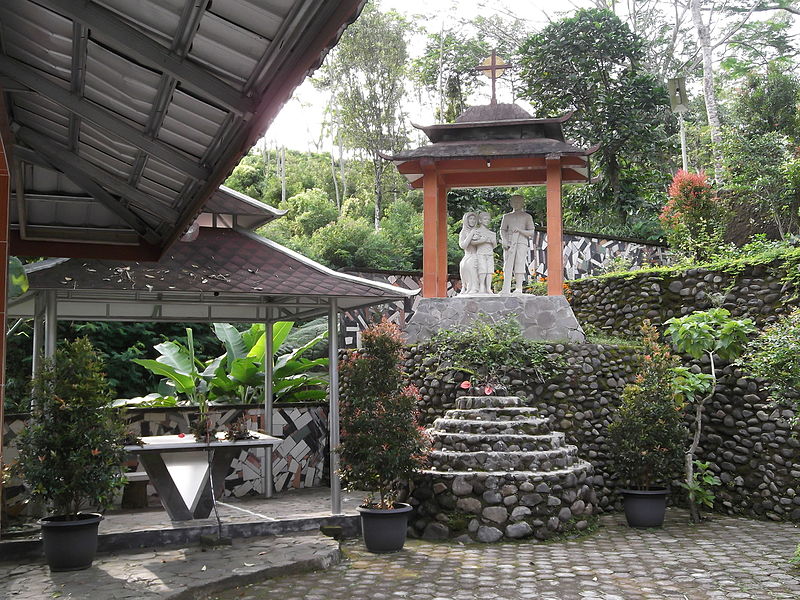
<box><xmin>404</xmin><ymin>342</ymin><xmax>800</xmax><ymax>522</ymax></box>
<box><xmin>2</xmin><ymin>403</ymin><xmax>328</xmax><ymax>518</ymax></box>
<box><xmin>569</xmin><ymin>259</ymin><xmax>797</xmax><ymax>338</ymax></box>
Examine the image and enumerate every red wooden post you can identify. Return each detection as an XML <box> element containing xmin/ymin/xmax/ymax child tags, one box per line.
<box><xmin>436</xmin><ymin>182</ymin><xmax>448</xmax><ymax>297</ymax></box>
<box><xmin>422</xmin><ymin>161</ymin><xmax>442</xmax><ymax>298</ymax></box>
<box><xmin>0</xmin><ymin>135</ymin><xmax>9</xmax><ymax>527</ymax></box>
<box><xmin>545</xmin><ymin>154</ymin><xmax>563</xmax><ymax>296</ymax></box>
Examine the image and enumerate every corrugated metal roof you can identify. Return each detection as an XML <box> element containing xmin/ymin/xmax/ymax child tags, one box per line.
<box><xmin>1</xmin><ymin>0</ymin><xmax>366</xmax><ymax>257</ymax></box>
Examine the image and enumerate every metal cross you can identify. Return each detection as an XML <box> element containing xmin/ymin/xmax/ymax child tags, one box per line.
<box><xmin>474</xmin><ymin>50</ymin><xmax>510</xmax><ymax>105</ymax></box>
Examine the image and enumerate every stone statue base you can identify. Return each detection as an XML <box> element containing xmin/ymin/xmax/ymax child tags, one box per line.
<box><xmin>404</xmin><ymin>295</ymin><xmax>585</xmax><ymax>344</ymax></box>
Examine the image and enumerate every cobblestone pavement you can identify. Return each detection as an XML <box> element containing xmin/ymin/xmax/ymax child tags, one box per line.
<box><xmin>0</xmin><ymin>533</ymin><xmax>340</xmax><ymax>600</ymax></box>
<box><xmin>209</xmin><ymin>511</ymin><xmax>800</xmax><ymax>600</ymax></box>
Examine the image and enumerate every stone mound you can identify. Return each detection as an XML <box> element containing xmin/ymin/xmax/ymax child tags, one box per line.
<box><xmin>408</xmin><ymin>395</ymin><xmax>597</xmax><ymax>542</ymax></box>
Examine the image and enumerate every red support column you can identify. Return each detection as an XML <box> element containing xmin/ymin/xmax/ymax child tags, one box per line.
<box><xmin>545</xmin><ymin>154</ymin><xmax>563</xmax><ymax>296</ymax></box>
<box><xmin>0</xmin><ymin>136</ymin><xmax>9</xmax><ymax>528</ymax></box>
<box><xmin>422</xmin><ymin>162</ymin><xmax>444</xmax><ymax>298</ymax></box>
<box><xmin>436</xmin><ymin>183</ymin><xmax>448</xmax><ymax>297</ymax></box>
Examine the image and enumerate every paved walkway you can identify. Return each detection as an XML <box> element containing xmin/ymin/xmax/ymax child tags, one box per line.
<box><xmin>209</xmin><ymin>511</ymin><xmax>800</xmax><ymax>600</ymax></box>
<box><xmin>1</xmin><ymin>509</ymin><xmax>799</xmax><ymax>599</ymax></box>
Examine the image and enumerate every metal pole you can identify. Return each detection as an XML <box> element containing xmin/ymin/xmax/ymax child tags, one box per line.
<box><xmin>328</xmin><ymin>299</ymin><xmax>341</xmax><ymax>515</ymax></box>
<box><xmin>679</xmin><ymin>112</ymin><xmax>688</xmax><ymax>172</ymax></box>
<box><xmin>31</xmin><ymin>292</ymin><xmax>44</xmax><ymax>377</ymax></box>
<box><xmin>44</xmin><ymin>290</ymin><xmax>57</xmax><ymax>359</ymax></box>
<box><xmin>263</xmin><ymin>310</ymin><xmax>274</xmax><ymax>498</ymax></box>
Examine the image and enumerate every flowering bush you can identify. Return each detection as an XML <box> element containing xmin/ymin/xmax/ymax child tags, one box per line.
<box><xmin>338</xmin><ymin>320</ymin><xmax>429</xmax><ymax>509</ymax></box>
<box><xmin>660</xmin><ymin>170</ymin><xmax>727</xmax><ymax>261</ymax></box>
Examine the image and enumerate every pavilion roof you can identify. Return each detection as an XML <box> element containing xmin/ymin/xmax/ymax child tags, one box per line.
<box><xmin>382</xmin><ymin>104</ymin><xmax>595</xmax><ymax>189</ymax></box>
<box><xmin>10</xmin><ymin>227</ymin><xmax>417</xmax><ymax>322</ymax></box>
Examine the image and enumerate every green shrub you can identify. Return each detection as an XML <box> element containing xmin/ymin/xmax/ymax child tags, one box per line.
<box><xmin>426</xmin><ymin>316</ymin><xmax>559</xmax><ymax>393</ymax></box>
<box><xmin>15</xmin><ymin>338</ymin><xmax>127</xmax><ymax>516</ymax></box>
<box><xmin>739</xmin><ymin>308</ymin><xmax>800</xmax><ymax>414</ymax></box>
<box><xmin>608</xmin><ymin>323</ymin><xmax>685</xmax><ymax>489</ymax></box>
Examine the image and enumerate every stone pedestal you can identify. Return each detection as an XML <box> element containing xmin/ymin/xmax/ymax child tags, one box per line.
<box><xmin>405</xmin><ymin>295</ymin><xmax>585</xmax><ymax>343</ymax></box>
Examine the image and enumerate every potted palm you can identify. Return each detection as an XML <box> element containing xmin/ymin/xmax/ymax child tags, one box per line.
<box><xmin>15</xmin><ymin>338</ymin><xmax>126</xmax><ymax>571</ymax></box>
<box><xmin>338</xmin><ymin>320</ymin><xmax>429</xmax><ymax>553</ymax></box>
<box><xmin>607</xmin><ymin>323</ymin><xmax>686</xmax><ymax>528</ymax></box>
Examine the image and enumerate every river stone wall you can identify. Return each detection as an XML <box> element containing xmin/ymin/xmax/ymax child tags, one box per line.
<box><xmin>569</xmin><ymin>259</ymin><xmax>797</xmax><ymax>339</ymax></box>
<box><xmin>404</xmin><ymin>342</ymin><xmax>800</xmax><ymax>522</ymax></box>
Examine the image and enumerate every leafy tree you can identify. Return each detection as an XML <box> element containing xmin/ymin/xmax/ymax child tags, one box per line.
<box><xmin>723</xmin><ymin>131</ymin><xmax>800</xmax><ymax>240</ymax></box>
<box><xmin>665</xmin><ymin>307</ymin><xmax>755</xmax><ymax>523</ymax></box>
<box><xmin>379</xmin><ymin>198</ymin><xmax>424</xmax><ymax>270</ymax></box>
<box><xmin>729</xmin><ymin>61</ymin><xmax>800</xmax><ymax>142</ymax></box>
<box><xmin>518</xmin><ymin>9</ymin><xmax>673</xmax><ymax>215</ymax></box>
<box><xmin>309</xmin><ymin>216</ymin><xmax>397</xmax><ymax>270</ymax></box>
<box><xmin>316</xmin><ymin>3</ymin><xmax>411</xmax><ymax>229</ymax></box>
<box><xmin>280</xmin><ymin>188</ymin><xmax>338</xmax><ymax>239</ymax></box>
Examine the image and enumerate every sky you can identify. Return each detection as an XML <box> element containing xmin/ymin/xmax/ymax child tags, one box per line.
<box><xmin>260</xmin><ymin>0</ymin><xmax>590</xmax><ymax>152</ymax></box>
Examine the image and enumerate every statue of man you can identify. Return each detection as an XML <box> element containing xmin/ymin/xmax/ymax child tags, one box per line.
<box><xmin>500</xmin><ymin>194</ymin><xmax>534</xmax><ymax>295</ymax></box>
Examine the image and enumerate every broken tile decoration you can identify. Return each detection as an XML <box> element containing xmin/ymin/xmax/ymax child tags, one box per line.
<box><xmin>2</xmin><ymin>403</ymin><xmax>328</xmax><ymax>515</ymax></box>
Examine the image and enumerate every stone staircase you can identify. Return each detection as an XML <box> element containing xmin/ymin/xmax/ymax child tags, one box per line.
<box><xmin>408</xmin><ymin>395</ymin><xmax>596</xmax><ymax>542</ymax></box>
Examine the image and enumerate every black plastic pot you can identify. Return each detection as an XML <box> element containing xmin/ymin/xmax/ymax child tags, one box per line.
<box><xmin>40</xmin><ymin>513</ymin><xmax>103</xmax><ymax>571</ymax></box>
<box><xmin>620</xmin><ymin>488</ymin><xmax>669</xmax><ymax>528</ymax></box>
<box><xmin>357</xmin><ymin>502</ymin><xmax>413</xmax><ymax>553</ymax></box>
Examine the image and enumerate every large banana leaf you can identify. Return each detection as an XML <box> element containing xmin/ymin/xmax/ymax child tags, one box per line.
<box><xmin>131</xmin><ymin>359</ymin><xmax>196</xmax><ymax>395</ymax></box>
<box><xmin>213</xmin><ymin>323</ymin><xmax>249</xmax><ymax>368</ymax></box>
<box><xmin>247</xmin><ymin>321</ymin><xmax>294</xmax><ymax>361</ymax></box>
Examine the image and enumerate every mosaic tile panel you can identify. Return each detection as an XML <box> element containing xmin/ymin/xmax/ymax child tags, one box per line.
<box><xmin>529</xmin><ymin>228</ymin><xmax>669</xmax><ymax>280</ymax></box>
<box><xmin>2</xmin><ymin>403</ymin><xmax>329</xmax><ymax>515</ymax></box>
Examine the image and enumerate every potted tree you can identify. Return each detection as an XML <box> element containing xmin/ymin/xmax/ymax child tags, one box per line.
<box><xmin>338</xmin><ymin>320</ymin><xmax>429</xmax><ymax>553</ymax></box>
<box><xmin>15</xmin><ymin>338</ymin><xmax>126</xmax><ymax>571</ymax></box>
<box><xmin>608</xmin><ymin>323</ymin><xmax>686</xmax><ymax>527</ymax></box>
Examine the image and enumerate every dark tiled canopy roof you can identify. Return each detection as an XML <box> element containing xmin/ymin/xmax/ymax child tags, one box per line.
<box><xmin>24</xmin><ymin>228</ymin><xmax>407</xmax><ymax>299</ymax></box>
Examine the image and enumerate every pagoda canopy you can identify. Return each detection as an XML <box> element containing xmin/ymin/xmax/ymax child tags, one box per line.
<box><xmin>382</xmin><ymin>102</ymin><xmax>596</xmax><ymax>299</ymax></box>
<box><xmin>383</xmin><ymin>104</ymin><xmax>595</xmax><ymax>190</ymax></box>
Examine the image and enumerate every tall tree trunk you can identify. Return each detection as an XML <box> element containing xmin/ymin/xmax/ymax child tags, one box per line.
<box><xmin>691</xmin><ymin>0</ymin><xmax>725</xmax><ymax>184</ymax></box>
<box><xmin>339</xmin><ymin>133</ymin><xmax>347</xmax><ymax>202</ymax></box>
<box><xmin>329</xmin><ymin>141</ymin><xmax>340</xmax><ymax>210</ymax></box>
<box><xmin>280</xmin><ymin>146</ymin><xmax>287</xmax><ymax>204</ymax></box>
<box><xmin>373</xmin><ymin>158</ymin><xmax>383</xmax><ymax>231</ymax></box>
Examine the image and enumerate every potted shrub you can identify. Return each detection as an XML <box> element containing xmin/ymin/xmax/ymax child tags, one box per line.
<box><xmin>15</xmin><ymin>338</ymin><xmax>126</xmax><ymax>571</ymax></box>
<box><xmin>608</xmin><ymin>323</ymin><xmax>686</xmax><ymax>527</ymax></box>
<box><xmin>338</xmin><ymin>320</ymin><xmax>429</xmax><ymax>553</ymax></box>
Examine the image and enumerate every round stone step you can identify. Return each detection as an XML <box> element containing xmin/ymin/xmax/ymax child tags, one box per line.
<box><xmin>430</xmin><ymin>431</ymin><xmax>566</xmax><ymax>453</ymax></box>
<box><xmin>442</xmin><ymin>407</ymin><xmax>540</xmax><ymax>421</ymax></box>
<box><xmin>429</xmin><ymin>446</ymin><xmax>579</xmax><ymax>473</ymax></box>
<box><xmin>455</xmin><ymin>395</ymin><xmax>522</xmax><ymax>410</ymax></box>
<box><xmin>420</xmin><ymin>458</ymin><xmax>595</xmax><ymax>479</ymax></box>
<box><xmin>432</xmin><ymin>417</ymin><xmax>552</xmax><ymax>436</ymax></box>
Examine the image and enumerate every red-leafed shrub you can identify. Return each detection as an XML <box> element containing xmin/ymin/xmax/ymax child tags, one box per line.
<box><xmin>338</xmin><ymin>320</ymin><xmax>429</xmax><ymax>509</ymax></box>
<box><xmin>660</xmin><ymin>170</ymin><xmax>727</xmax><ymax>261</ymax></box>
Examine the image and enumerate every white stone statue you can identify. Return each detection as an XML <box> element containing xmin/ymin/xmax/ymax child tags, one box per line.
<box><xmin>500</xmin><ymin>194</ymin><xmax>535</xmax><ymax>295</ymax></box>
<box><xmin>474</xmin><ymin>211</ymin><xmax>496</xmax><ymax>295</ymax></box>
<box><xmin>458</xmin><ymin>212</ymin><xmax>479</xmax><ymax>295</ymax></box>
<box><xmin>459</xmin><ymin>211</ymin><xmax>497</xmax><ymax>295</ymax></box>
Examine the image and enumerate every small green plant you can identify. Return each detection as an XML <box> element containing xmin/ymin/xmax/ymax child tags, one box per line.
<box><xmin>665</xmin><ymin>307</ymin><xmax>755</xmax><ymax>523</ymax></box>
<box><xmin>607</xmin><ymin>322</ymin><xmax>686</xmax><ymax>490</ymax></box>
<box><xmin>14</xmin><ymin>338</ymin><xmax>127</xmax><ymax>517</ymax></box>
<box><xmin>739</xmin><ymin>308</ymin><xmax>800</xmax><ymax>416</ymax></box>
<box><xmin>338</xmin><ymin>320</ymin><xmax>430</xmax><ymax>509</ymax></box>
<box><xmin>598</xmin><ymin>255</ymin><xmax>636</xmax><ymax>275</ymax></box>
<box><xmin>679</xmin><ymin>460</ymin><xmax>721</xmax><ymax>510</ymax></box>
<box><xmin>427</xmin><ymin>315</ymin><xmax>559</xmax><ymax>394</ymax></box>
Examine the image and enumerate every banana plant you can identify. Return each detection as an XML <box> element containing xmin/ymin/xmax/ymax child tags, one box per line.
<box><xmin>132</xmin><ymin>322</ymin><xmax>329</xmax><ymax>406</ymax></box>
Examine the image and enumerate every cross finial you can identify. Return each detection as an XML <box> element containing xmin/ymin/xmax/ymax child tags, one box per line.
<box><xmin>474</xmin><ymin>50</ymin><xmax>511</xmax><ymax>105</ymax></box>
